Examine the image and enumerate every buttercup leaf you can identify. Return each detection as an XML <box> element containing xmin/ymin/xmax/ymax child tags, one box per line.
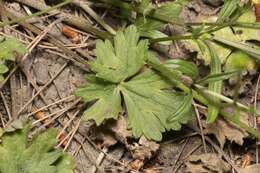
<box><xmin>120</xmin><ymin>70</ymin><xmax>192</xmax><ymax>141</ymax></box>
<box><xmin>0</xmin><ymin>37</ymin><xmax>26</xmax><ymax>61</ymax></box>
<box><xmin>76</xmin><ymin>25</ymin><xmax>193</xmax><ymax>141</ymax></box>
<box><xmin>75</xmin><ymin>75</ymin><xmax>122</xmax><ymax>125</ymax></box>
<box><xmin>91</xmin><ymin>26</ymin><xmax>148</xmax><ymax>83</ymax></box>
<box><xmin>0</xmin><ymin>123</ymin><xmax>74</xmax><ymax>173</ymax></box>
<box><xmin>0</xmin><ymin>37</ymin><xmax>26</xmax><ymax>81</ymax></box>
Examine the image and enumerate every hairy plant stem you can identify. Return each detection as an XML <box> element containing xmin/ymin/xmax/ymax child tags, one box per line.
<box><xmin>148</xmin><ymin>62</ymin><xmax>260</xmax><ymax>139</ymax></box>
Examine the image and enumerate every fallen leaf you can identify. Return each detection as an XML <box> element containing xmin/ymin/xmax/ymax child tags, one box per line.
<box><xmin>91</xmin><ymin>126</ymin><xmax>118</xmax><ymax>148</ymax></box>
<box><xmin>185</xmin><ymin>153</ymin><xmax>231</xmax><ymax>173</ymax></box>
<box><xmin>239</xmin><ymin>164</ymin><xmax>260</xmax><ymax>173</ymax></box>
<box><xmin>110</xmin><ymin>116</ymin><xmax>132</xmax><ymax>144</ymax></box>
<box><xmin>129</xmin><ymin>159</ymin><xmax>144</xmax><ymax>171</ymax></box>
<box><xmin>204</xmin><ymin>117</ymin><xmax>248</xmax><ymax>148</ymax></box>
<box><xmin>129</xmin><ymin>136</ymin><xmax>160</xmax><ymax>160</ymax></box>
<box><xmin>4</xmin><ymin>119</ymin><xmax>24</xmax><ymax>132</ymax></box>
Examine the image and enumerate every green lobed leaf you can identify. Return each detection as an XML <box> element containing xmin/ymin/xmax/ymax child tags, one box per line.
<box><xmin>0</xmin><ymin>122</ymin><xmax>75</xmax><ymax>173</ymax></box>
<box><xmin>0</xmin><ymin>37</ymin><xmax>26</xmax><ymax>81</ymax></box>
<box><xmin>0</xmin><ymin>37</ymin><xmax>26</xmax><ymax>61</ymax></box>
<box><xmin>76</xmin><ymin>25</ymin><xmax>194</xmax><ymax>141</ymax></box>
<box><xmin>75</xmin><ymin>75</ymin><xmax>122</xmax><ymax>125</ymax></box>
<box><xmin>91</xmin><ymin>25</ymin><xmax>148</xmax><ymax>83</ymax></box>
<box><xmin>120</xmin><ymin>69</ymin><xmax>192</xmax><ymax>141</ymax></box>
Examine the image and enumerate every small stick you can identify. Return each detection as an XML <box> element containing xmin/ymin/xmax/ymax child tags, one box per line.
<box><xmin>39</xmin><ymin>98</ymin><xmax>81</xmax><ymax>129</ymax></box>
<box><xmin>205</xmin><ymin>136</ymin><xmax>239</xmax><ymax>172</ymax></box>
<box><xmin>254</xmin><ymin>75</ymin><xmax>260</xmax><ymax>163</ymax></box>
<box><xmin>0</xmin><ymin>111</ymin><xmax>6</xmax><ymax>128</ymax></box>
<box><xmin>57</xmin><ymin>110</ymin><xmax>80</xmax><ymax>138</ymax></box>
<box><xmin>0</xmin><ymin>91</ymin><xmax>12</xmax><ymax>121</ymax></box>
<box><xmin>72</xmin><ymin>0</ymin><xmax>116</xmax><ymax>35</ymax></box>
<box><xmin>32</xmin><ymin>108</ymin><xmax>70</xmax><ymax>126</ymax></box>
<box><xmin>17</xmin><ymin>63</ymin><xmax>67</xmax><ymax>115</ymax></box>
<box><xmin>193</xmin><ymin>101</ymin><xmax>207</xmax><ymax>153</ymax></box>
<box><xmin>171</xmin><ymin>138</ymin><xmax>189</xmax><ymax>172</ymax></box>
<box><xmin>63</xmin><ymin>119</ymin><xmax>81</xmax><ymax>151</ymax></box>
<box><xmin>91</xmin><ymin>147</ymin><xmax>109</xmax><ymax>173</ymax></box>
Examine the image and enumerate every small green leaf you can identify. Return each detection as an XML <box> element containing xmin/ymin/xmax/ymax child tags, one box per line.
<box><xmin>164</xmin><ymin>59</ymin><xmax>199</xmax><ymax>80</ymax></box>
<box><xmin>135</xmin><ymin>0</ymin><xmax>189</xmax><ymax>40</ymax></box>
<box><xmin>0</xmin><ymin>37</ymin><xmax>26</xmax><ymax>61</ymax></box>
<box><xmin>0</xmin><ymin>122</ymin><xmax>74</xmax><ymax>173</ymax></box>
<box><xmin>0</xmin><ymin>38</ymin><xmax>26</xmax><ymax>81</ymax></box>
<box><xmin>0</xmin><ymin>64</ymin><xmax>8</xmax><ymax>74</ymax></box>
<box><xmin>225</xmin><ymin>51</ymin><xmax>256</xmax><ymax>72</ymax></box>
<box><xmin>196</xmin><ymin>70</ymin><xmax>239</xmax><ymax>85</ymax></box>
<box><xmin>4</xmin><ymin>119</ymin><xmax>24</xmax><ymax>132</ymax></box>
<box><xmin>217</xmin><ymin>0</ymin><xmax>239</xmax><ymax>23</ymax></box>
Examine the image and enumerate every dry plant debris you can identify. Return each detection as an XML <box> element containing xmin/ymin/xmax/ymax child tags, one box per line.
<box><xmin>185</xmin><ymin>153</ymin><xmax>231</xmax><ymax>173</ymax></box>
<box><xmin>204</xmin><ymin>117</ymin><xmax>248</xmax><ymax>148</ymax></box>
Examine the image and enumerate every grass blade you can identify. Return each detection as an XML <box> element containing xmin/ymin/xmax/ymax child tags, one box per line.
<box><xmin>196</xmin><ymin>70</ymin><xmax>239</xmax><ymax>85</ymax></box>
<box><xmin>204</xmin><ymin>41</ymin><xmax>222</xmax><ymax>123</ymax></box>
<box><xmin>164</xmin><ymin>59</ymin><xmax>199</xmax><ymax>80</ymax></box>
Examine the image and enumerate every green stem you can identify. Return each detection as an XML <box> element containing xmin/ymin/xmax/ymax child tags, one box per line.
<box><xmin>93</xmin><ymin>0</ymin><xmax>260</xmax><ymax>30</ymax></box>
<box><xmin>221</xmin><ymin>111</ymin><xmax>260</xmax><ymax>139</ymax></box>
<box><xmin>148</xmin><ymin>60</ymin><xmax>260</xmax><ymax>139</ymax></box>
<box><xmin>0</xmin><ymin>0</ymin><xmax>72</xmax><ymax>27</ymax></box>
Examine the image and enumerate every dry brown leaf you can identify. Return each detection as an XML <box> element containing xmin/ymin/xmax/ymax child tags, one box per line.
<box><xmin>110</xmin><ymin>116</ymin><xmax>132</xmax><ymax>144</ymax></box>
<box><xmin>129</xmin><ymin>159</ymin><xmax>144</xmax><ymax>172</ymax></box>
<box><xmin>129</xmin><ymin>136</ymin><xmax>160</xmax><ymax>160</ymax></box>
<box><xmin>204</xmin><ymin>116</ymin><xmax>248</xmax><ymax>148</ymax></box>
<box><xmin>239</xmin><ymin>164</ymin><xmax>260</xmax><ymax>173</ymax></box>
<box><xmin>185</xmin><ymin>153</ymin><xmax>231</xmax><ymax>173</ymax></box>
